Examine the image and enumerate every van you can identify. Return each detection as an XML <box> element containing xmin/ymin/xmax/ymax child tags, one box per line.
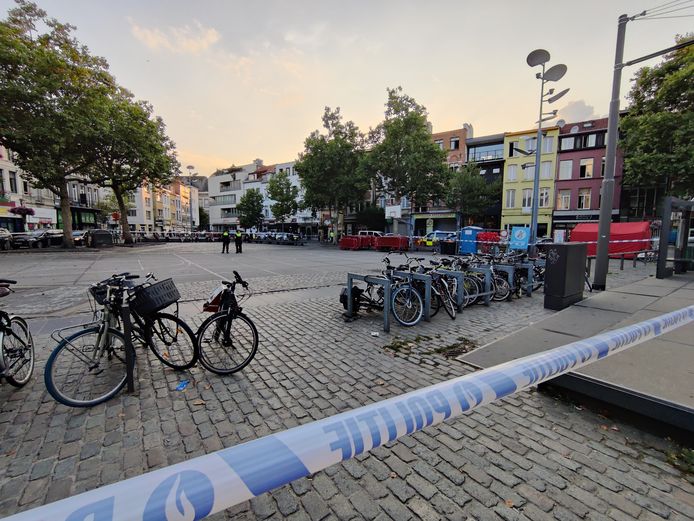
<box><xmin>357</xmin><ymin>230</ymin><xmax>384</xmax><ymax>237</ymax></box>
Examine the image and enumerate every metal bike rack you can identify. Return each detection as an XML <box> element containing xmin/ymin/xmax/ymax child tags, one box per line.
<box><xmin>468</xmin><ymin>266</ymin><xmax>493</xmax><ymax>306</ymax></box>
<box><xmin>436</xmin><ymin>269</ymin><xmax>466</xmax><ymax>311</ymax></box>
<box><xmin>516</xmin><ymin>262</ymin><xmax>535</xmax><ymax>297</ymax></box>
<box><xmin>345</xmin><ymin>273</ymin><xmax>393</xmax><ymax>332</ymax></box>
<box><xmin>492</xmin><ymin>264</ymin><xmax>516</xmax><ymax>296</ymax></box>
<box><xmin>393</xmin><ymin>271</ymin><xmax>432</xmax><ymax>321</ymax></box>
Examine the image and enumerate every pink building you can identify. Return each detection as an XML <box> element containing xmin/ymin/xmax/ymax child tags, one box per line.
<box><xmin>552</xmin><ymin>118</ymin><xmax>623</xmax><ymax>233</ymax></box>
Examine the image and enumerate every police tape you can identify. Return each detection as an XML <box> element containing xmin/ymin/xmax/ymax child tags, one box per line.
<box><xmin>6</xmin><ymin>305</ymin><xmax>694</xmax><ymax>521</ymax></box>
<box><xmin>453</xmin><ymin>238</ymin><xmax>655</xmax><ymax>245</ymax></box>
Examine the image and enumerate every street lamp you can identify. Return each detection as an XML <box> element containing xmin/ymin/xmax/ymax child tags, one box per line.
<box><xmin>526</xmin><ymin>49</ymin><xmax>569</xmax><ymax>254</ymax></box>
<box><xmin>186</xmin><ymin>165</ymin><xmax>195</xmax><ymax>234</ymax></box>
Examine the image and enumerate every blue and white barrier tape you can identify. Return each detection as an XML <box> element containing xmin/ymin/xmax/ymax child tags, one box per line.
<box><xmin>6</xmin><ymin>305</ymin><xmax>694</xmax><ymax>521</ymax></box>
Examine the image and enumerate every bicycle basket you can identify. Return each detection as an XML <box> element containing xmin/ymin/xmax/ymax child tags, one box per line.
<box><xmin>129</xmin><ymin>278</ymin><xmax>180</xmax><ymax>316</ymax></box>
<box><xmin>89</xmin><ymin>285</ymin><xmax>109</xmax><ymax>306</ymax></box>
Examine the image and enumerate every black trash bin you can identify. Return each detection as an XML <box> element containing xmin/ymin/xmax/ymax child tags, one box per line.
<box><xmin>88</xmin><ymin>230</ymin><xmax>113</xmax><ymax>248</ymax></box>
<box><xmin>544</xmin><ymin>242</ymin><xmax>587</xmax><ymax>311</ymax></box>
<box><xmin>439</xmin><ymin>240</ymin><xmax>457</xmax><ymax>255</ymax></box>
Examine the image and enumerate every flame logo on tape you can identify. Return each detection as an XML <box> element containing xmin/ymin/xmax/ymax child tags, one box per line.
<box><xmin>143</xmin><ymin>470</ymin><xmax>214</xmax><ymax>521</ymax></box>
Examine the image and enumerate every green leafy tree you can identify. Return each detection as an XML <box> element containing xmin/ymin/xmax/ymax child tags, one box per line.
<box><xmin>621</xmin><ymin>34</ymin><xmax>694</xmax><ymax>197</ymax></box>
<box><xmin>363</xmin><ymin>87</ymin><xmax>448</xmax><ymax>218</ymax></box>
<box><xmin>0</xmin><ymin>0</ymin><xmax>116</xmax><ymax>247</ymax></box>
<box><xmin>198</xmin><ymin>208</ymin><xmax>209</xmax><ymax>231</ymax></box>
<box><xmin>356</xmin><ymin>205</ymin><xmax>385</xmax><ymax>231</ymax></box>
<box><xmin>446</xmin><ymin>163</ymin><xmax>502</xmax><ymax>226</ymax></box>
<box><xmin>266</xmin><ymin>171</ymin><xmax>299</xmax><ymax>230</ymax></box>
<box><xmin>295</xmin><ymin>107</ymin><xmax>368</xmax><ymax>236</ymax></box>
<box><xmin>237</xmin><ymin>188</ymin><xmax>264</xmax><ymax>230</ymax></box>
<box><xmin>94</xmin><ymin>193</ymin><xmax>121</xmax><ymax>225</ymax></box>
<box><xmin>86</xmin><ymin>90</ymin><xmax>179</xmax><ymax>243</ymax></box>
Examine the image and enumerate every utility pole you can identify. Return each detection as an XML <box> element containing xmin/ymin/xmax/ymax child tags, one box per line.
<box><xmin>593</xmin><ymin>14</ymin><xmax>628</xmax><ymax>291</ymax></box>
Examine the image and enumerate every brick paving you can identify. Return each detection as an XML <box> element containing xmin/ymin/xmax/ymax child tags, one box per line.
<box><xmin>1</xmin><ymin>254</ymin><xmax>692</xmax><ymax>521</ymax></box>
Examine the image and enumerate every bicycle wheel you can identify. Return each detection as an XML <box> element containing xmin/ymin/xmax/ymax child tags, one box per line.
<box><xmin>441</xmin><ymin>283</ymin><xmax>457</xmax><ymax>320</ymax></box>
<box><xmin>391</xmin><ymin>285</ymin><xmax>423</xmax><ymax>327</ymax></box>
<box><xmin>144</xmin><ymin>312</ymin><xmax>198</xmax><ymax>370</ymax></box>
<box><xmin>197</xmin><ymin>313</ymin><xmax>258</xmax><ymax>375</ymax></box>
<box><xmin>463</xmin><ymin>276</ymin><xmax>480</xmax><ymax>306</ymax></box>
<box><xmin>3</xmin><ymin>317</ymin><xmax>34</xmax><ymax>387</ymax></box>
<box><xmin>45</xmin><ymin>326</ymin><xmax>127</xmax><ymax>407</ymax></box>
<box><xmin>492</xmin><ymin>276</ymin><xmax>511</xmax><ymax>302</ymax></box>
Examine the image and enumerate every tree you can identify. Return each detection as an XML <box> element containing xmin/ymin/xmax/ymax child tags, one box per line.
<box><xmin>266</xmin><ymin>172</ymin><xmax>298</xmax><ymax>230</ymax></box>
<box><xmin>198</xmin><ymin>208</ymin><xmax>209</xmax><ymax>231</ymax></box>
<box><xmin>0</xmin><ymin>1</ymin><xmax>116</xmax><ymax>247</ymax></box>
<box><xmin>363</xmin><ymin>87</ymin><xmax>448</xmax><ymax>216</ymax></box>
<box><xmin>237</xmin><ymin>188</ymin><xmax>264</xmax><ymax>230</ymax></box>
<box><xmin>356</xmin><ymin>205</ymin><xmax>385</xmax><ymax>231</ymax></box>
<box><xmin>93</xmin><ymin>193</ymin><xmax>121</xmax><ymax>225</ymax></box>
<box><xmin>620</xmin><ymin>34</ymin><xmax>694</xmax><ymax>197</ymax></box>
<box><xmin>86</xmin><ymin>90</ymin><xmax>179</xmax><ymax>243</ymax></box>
<box><xmin>445</xmin><ymin>163</ymin><xmax>502</xmax><ymax>226</ymax></box>
<box><xmin>295</xmin><ymin>107</ymin><xmax>368</xmax><ymax>235</ymax></box>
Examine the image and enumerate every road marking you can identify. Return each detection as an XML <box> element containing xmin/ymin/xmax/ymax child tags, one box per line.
<box><xmin>138</xmin><ymin>258</ymin><xmax>145</xmax><ymax>272</ymax></box>
<box><xmin>172</xmin><ymin>252</ymin><xmax>225</xmax><ymax>279</ymax></box>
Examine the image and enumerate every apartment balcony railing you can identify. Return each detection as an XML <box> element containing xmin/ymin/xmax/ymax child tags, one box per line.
<box><xmin>467</xmin><ymin>149</ymin><xmax>505</xmax><ymax>162</ymax></box>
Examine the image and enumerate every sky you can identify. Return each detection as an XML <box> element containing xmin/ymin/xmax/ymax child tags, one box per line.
<box><xmin>1</xmin><ymin>0</ymin><xmax>691</xmax><ymax>175</ymax></box>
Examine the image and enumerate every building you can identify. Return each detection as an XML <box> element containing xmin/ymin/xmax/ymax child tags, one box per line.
<box><xmin>208</xmin><ymin>162</ymin><xmax>257</xmax><ymax>231</ymax></box>
<box><xmin>466</xmin><ymin>132</ymin><xmax>505</xmax><ymax>229</ymax></box>
<box><xmin>553</xmin><ymin>118</ymin><xmax>622</xmax><ymax>233</ymax></box>
<box><xmin>500</xmin><ymin>127</ymin><xmax>560</xmax><ymax>238</ymax></box>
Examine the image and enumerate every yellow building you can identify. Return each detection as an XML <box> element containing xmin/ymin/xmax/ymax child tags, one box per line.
<box><xmin>500</xmin><ymin>127</ymin><xmax>559</xmax><ymax>238</ymax></box>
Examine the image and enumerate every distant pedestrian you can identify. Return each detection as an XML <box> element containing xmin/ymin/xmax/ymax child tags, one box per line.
<box><xmin>329</xmin><ymin>230</ymin><xmax>335</xmax><ymax>244</ymax></box>
<box><xmin>221</xmin><ymin>229</ymin><xmax>230</xmax><ymax>253</ymax></box>
<box><xmin>235</xmin><ymin>229</ymin><xmax>243</xmax><ymax>253</ymax></box>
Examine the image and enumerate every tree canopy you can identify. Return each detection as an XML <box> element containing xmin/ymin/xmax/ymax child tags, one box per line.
<box><xmin>620</xmin><ymin>34</ymin><xmax>694</xmax><ymax>197</ymax></box>
<box><xmin>266</xmin><ymin>171</ymin><xmax>299</xmax><ymax>225</ymax></box>
<box><xmin>362</xmin><ymin>87</ymin><xmax>448</xmax><ymax>207</ymax></box>
<box><xmin>237</xmin><ymin>188</ymin><xmax>264</xmax><ymax>230</ymax></box>
<box><xmin>295</xmin><ymin>107</ymin><xmax>368</xmax><ymax>212</ymax></box>
<box><xmin>445</xmin><ymin>163</ymin><xmax>502</xmax><ymax>225</ymax></box>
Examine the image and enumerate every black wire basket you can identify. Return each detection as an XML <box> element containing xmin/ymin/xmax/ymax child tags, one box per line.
<box><xmin>129</xmin><ymin>278</ymin><xmax>180</xmax><ymax>316</ymax></box>
<box><xmin>89</xmin><ymin>285</ymin><xmax>109</xmax><ymax>306</ymax></box>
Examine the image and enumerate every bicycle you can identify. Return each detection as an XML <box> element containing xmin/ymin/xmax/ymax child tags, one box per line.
<box><xmin>44</xmin><ymin>272</ymin><xmax>197</xmax><ymax>407</ymax></box>
<box><xmin>197</xmin><ymin>271</ymin><xmax>259</xmax><ymax>375</ymax></box>
<box><xmin>0</xmin><ymin>279</ymin><xmax>35</xmax><ymax>387</ymax></box>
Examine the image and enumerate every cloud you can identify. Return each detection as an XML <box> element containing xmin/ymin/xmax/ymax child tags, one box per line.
<box><xmin>283</xmin><ymin>22</ymin><xmax>327</xmax><ymax>47</ymax></box>
<box><xmin>130</xmin><ymin>19</ymin><xmax>220</xmax><ymax>54</ymax></box>
<box><xmin>558</xmin><ymin>100</ymin><xmax>599</xmax><ymax>123</ymax></box>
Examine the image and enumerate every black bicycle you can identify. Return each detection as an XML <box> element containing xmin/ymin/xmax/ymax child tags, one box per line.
<box><xmin>0</xmin><ymin>279</ymin><xmax>34</xmax><ymax>387</ymax></box>
<box><xmin>197</xmin><ymin>271</ymin><xmax>258</xmax><ymax>375</ymax></box>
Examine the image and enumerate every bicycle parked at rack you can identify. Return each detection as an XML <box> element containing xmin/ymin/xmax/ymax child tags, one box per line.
<box><xmin>0</xmin><ymin>279</ymin><xmax>35</xmax><ymax>388</ymax></box>
<box><xmin>44</xmin><ymin>272</ymin><xmax>197</xmax><ymax>407</ymax></box>
<box><xmin>197</xmin><ymin>271</ymin><xmax>259</xmax><ymax>374</ymax></box>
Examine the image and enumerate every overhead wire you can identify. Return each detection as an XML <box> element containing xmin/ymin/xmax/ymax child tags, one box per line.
<box><xmin>641</xmin><ymin>0</ymin><xmax>693</xmax><ymax>16</ymax></box>
<box><xmin>639</xmin><ymin>2</ymin><xmax>694</xmax><ymax>19</ymax></box>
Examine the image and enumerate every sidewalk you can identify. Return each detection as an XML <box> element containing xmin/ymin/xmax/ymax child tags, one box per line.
<box><xmin>461</xmin><ymin>271</ymin><xmax>694</xmax><ymax>433</ymax></box>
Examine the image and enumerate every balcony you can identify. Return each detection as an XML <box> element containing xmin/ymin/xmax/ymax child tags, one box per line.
<box><xmin>467</xmin><ymin>149</ymin><xmax>504</xmax><ymax>162</ymax></box>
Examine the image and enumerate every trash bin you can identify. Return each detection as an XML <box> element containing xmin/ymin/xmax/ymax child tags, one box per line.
<box><xmin>544</xmin><ymin>242</ymin><xmax>587</xmax><ymax>311</ymax></box>
<box><xmin>88</xmin><ymin>230</ymin><xmax>113</xmax><ymax>248</ymax></box>
<box><xmin>439</xmin><ymin>240</ymin><xmax>456</xmax><ymax>255</ymax></box>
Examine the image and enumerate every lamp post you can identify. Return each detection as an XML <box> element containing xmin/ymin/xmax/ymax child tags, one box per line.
<box><xmin>186</xmin><ymin>165</ymin><xmax>195</xmax><ymax>234</ymax></box>
<box><xmin>525</xmin><ymin>50</ymin><xmax>569</xmax><ymax>254</ymax></box>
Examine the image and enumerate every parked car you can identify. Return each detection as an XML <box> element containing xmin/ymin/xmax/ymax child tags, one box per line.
<box><xmin>357</xmin><ymin>230</ymin><xmax>384</xmax><ymax>237</ymax></box>
<box><xmin>688</xmin><ymin>228</ymin><xmax>694</xmax><ymax>244</ymax></box>
<box><xmin>416</xmin><ymin>230</ymin><xmax>455</xmax><ymax>247</ymax></box>
<box><xmin>0</xmin><ymin>227</ymin><xmax>13</xmax><ymax>250</ymax></box>
<box><xmin>72</xmin><ymin>230</ymin><xmax>89</xmax><ymax>246</ymax></box>
<box><xmin>12</xmin><ymin>229</ymin><xmax>64</xmax><ymax>249</ymax></box>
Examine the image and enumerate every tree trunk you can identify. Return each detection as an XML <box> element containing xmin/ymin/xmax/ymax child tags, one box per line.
<box><xmin>113</xmin><ymin>185</ymin><xmax>133</xmax><ymax>244</ymax></box>
<box><xmin>59</xmin><ymin>180</ymin><xmax>75</xmax><ymax>248</ymax></box>
<box><xmin>337</xmin><ymin>208</ymin><xmax>345</xmax><ymax>243</ymax></box>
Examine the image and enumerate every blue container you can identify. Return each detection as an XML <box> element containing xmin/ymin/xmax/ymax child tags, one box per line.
<box><xmin>459</xmin><ymin>226</ymin><xmax>483</xmax><ymax>254</ymax></box>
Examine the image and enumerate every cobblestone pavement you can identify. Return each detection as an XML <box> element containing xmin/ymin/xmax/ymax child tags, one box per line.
<box><xmin>2</xmin><ymin>251</ymin><xmax>692</xmax><ymax>521</ymax></box>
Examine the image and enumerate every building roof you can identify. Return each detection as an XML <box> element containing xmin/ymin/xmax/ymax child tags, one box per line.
<box><xmin>466</xmin><ymin>133</ymin><xmax>505</xmax><ymax>145</ymax></box>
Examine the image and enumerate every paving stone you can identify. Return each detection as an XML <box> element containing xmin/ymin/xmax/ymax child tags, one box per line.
<box><xmin>301</xmin><ymin>491</ymin><xmax>330</xmax><ymax>521</ymax></box>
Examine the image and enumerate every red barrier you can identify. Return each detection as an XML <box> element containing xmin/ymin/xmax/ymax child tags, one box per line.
<box><xmin>374</xmin><ymin>235</ymin><xmax>409</xmax><ymax>252</ymax></box>
<box><xmin>571</xmin><ymin>222</ymin><xmax>651</xmax><ymax>258</ymax></box>
<box><xmin>477</xmin><ymin>232</ymin><xmax>500</xmax><ymax>254</ymax></box>
<box><xmin>358</xmin><ymin>235</ymin><xmax>375</xmax><ymax>250</ymax></box>
<box><xmin>339</xmin><ymin>236</ymin><xmax>360</xmax><ymax>250</ymax></box>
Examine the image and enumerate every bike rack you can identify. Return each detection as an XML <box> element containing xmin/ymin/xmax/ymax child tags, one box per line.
<box><xmin>345</xmin><ymin>273</ymin><xmax>393</xmax><ymax>332</ymax></box>
<box><xmin>492</xmin><ymin>264</ymin><xmax>515</xmax><ymax>296</ymax></box>
<box><xmin>436</xmin><ymin>269</ymin><xmax>466</xmax><ymax>311</ymax></box>
<box><xmin>393</xmin><ymin>271</ymin><xmax>432</xmax><ymax>321</ymax></box>
<box><xmin>120</xmin><ymin>301</ymin><xmax>137</xmax><ymax>393</ymax></box>
<box><xmin>516</xmin><ymin>262</ymin><xmax>535</xmax><ymax>297</ymax></box>
<box><xmin>467</xmin><ymin>266</ymin><xmax>493</xmax><ymax>306</ymax></box>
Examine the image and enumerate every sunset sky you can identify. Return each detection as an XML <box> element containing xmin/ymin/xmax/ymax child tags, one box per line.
<box><xmin>1</xmin><ymin>0</ymin><xmax>690</xmax><ymax>175</ymax></box>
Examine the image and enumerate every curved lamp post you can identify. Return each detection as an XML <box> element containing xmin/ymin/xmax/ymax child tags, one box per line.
<box><xmin>526</xmin><ymin>50</ymin><xmax>569</xmax><ymax>254</ymax></box>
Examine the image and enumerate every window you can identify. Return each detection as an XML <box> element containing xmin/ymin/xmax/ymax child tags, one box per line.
<box><xmin>127</xmin><ymin>209</ymin><xmax>137</xmax><ymax>217</ymax></box>
<box><xmin>559</xmin><ymin>160</ymin><xmax>573</xmax><ymax>180</ymax></box>
<box><xmin>522</xmin><ymin>189</ymin><xmax>533</xmax><ymax>210</ymax></box>
<box><xmin>378</xmin><ymin>196</ymin><xmax>385</xmax><ymax>208</ymax></box>
<box><xmin>586</xmin><ymin>134</ymin><xmax>596</xmax><ymax>148</ymax></box>
<box><xmin>9</xmin><ymin>171</ymin><xmax>17</xmax><ymax>193</ymax></box>
<box><xmin>400</xmin><ymin>196</ymin><xmax>410</xmax><ymax>209</ymax></box>
<box><xmin>578</xmin><ymin>188</ymin><xmax>591</xmax><ymax>209</ymax></box>
<box><xmin>539</xmin><ymin>188</ymin><xmax>550</xmax><ymax>208</ymax></box>
<box><xmin>214</xmin><ymin>194</ymin><xmax>236</xmax><ymax>205</ymax></box>
<box><xmin>157</xmin><ymin>209</ymin><xmax>163</xmax><ymax>218</ymax></box>
<box><xmin>540</xmin><ymin>161</ymin><xmax>552</xmax><ymax>179</ymax></box>
<box><xmin>450</xmin><ymin>137</ymin><xmax>460</xmax><ymax>150</ymax></box>
<box><xmin>601</xmin><ymin>157</ymin><xmax>606</xmax><ymax>177</ymax></box>
<box><xmin>0</xmin><ymin>169</ymin><xmax>4</xmax><ymax>193</ymax></box>
<box><xmin>145</xmin><ymin>197</ymin><xmax>151</xmax><ymax>207</ymax></box>
<box><xmin>507</xmin><ymin>164</ymin><xmax>517</xmax><ymax>181</ymax></box>
<box><xmin>434</xmin><ymin>140</ymin><xmax>443</xmax><ymax>150</ymax></box>
<box><xmin>509</xmin><ymin>140</ymin><xmax>519</xmax><ymax>157</ymax></box>
<box><xmin>523</xmin><ymin>164</ymin><xmax>535</xmax><ymax>181</ymax></box>
<box><xmin>505</xmin><ymin>189</ymin><xmax>516</xmax><ymax>208</ymax></box>
<box><xmin>579</xmin><ymin>158</ymin><xmax>594</xmax><ymax>178</ymax></box>
<box><xmin>524</xmin><ymin>137</ymin><xmax>537</xmax><ymax>153</ymax></box>
<box><xmin>560</xmin><ymin>137</ymin><xmax>575</xmax><ymax>151</ymax></box>
<box><xmin>557</xmin><ymin>190</ymin><xmax>571</xmax><ymax>210</ymax></box>
<box><xmin>542</xmin><ymin>136</ymin><xmax>554</xmax><ymax>153</ymax></box>
<box><xmin>146</xmin><ymin>210</ymin><xmax>152</xmax><ymax>220</ymax></box>
<box><xmin>22</xmin><ymin>180</ymin><xmax>29</xmax><ymax>194</ymax></box>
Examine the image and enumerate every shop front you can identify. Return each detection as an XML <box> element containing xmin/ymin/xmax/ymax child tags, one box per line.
<box><xmin>56</xmin><ymin>206</ymin><xmax>100</xmax><ymax>230</ymax></box>
<box><xmin>26</xmin><ymin>207</ymin><xmax>57</xmax><ymax>230</ymax></box>
<box><xmin>552</xmin><ymin>209</ymin><xmax>620</xmax><ymax>235</ymax></box>
<box><xmin>412</xmin><ymin>212</ymin><xmax>457</xmax><ymax>236</ymax></box>
<box><xmin>0</xmin><ymin>203</ymin><xmax>22</xmax><ymax>232</ymax></box>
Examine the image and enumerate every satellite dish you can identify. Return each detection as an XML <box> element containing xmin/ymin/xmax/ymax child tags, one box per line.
<box><xmin>556</xmin><ymin>119</ymin><xmax>566</xmax><ymax>128</ymax></box>
<box><xmin>543</xmin><ymin>64</ymin><xmax>567</xmax><ymax>82</ymax></box>
<box><xmin>547</xmin><ymin>87</ymin><xmax>570</xmax><ymax>104</ymax></box>
<box><xmin>527</xmin><ymin>49</ymin><xmax>550</xmax><ymax>67</ymax></box>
